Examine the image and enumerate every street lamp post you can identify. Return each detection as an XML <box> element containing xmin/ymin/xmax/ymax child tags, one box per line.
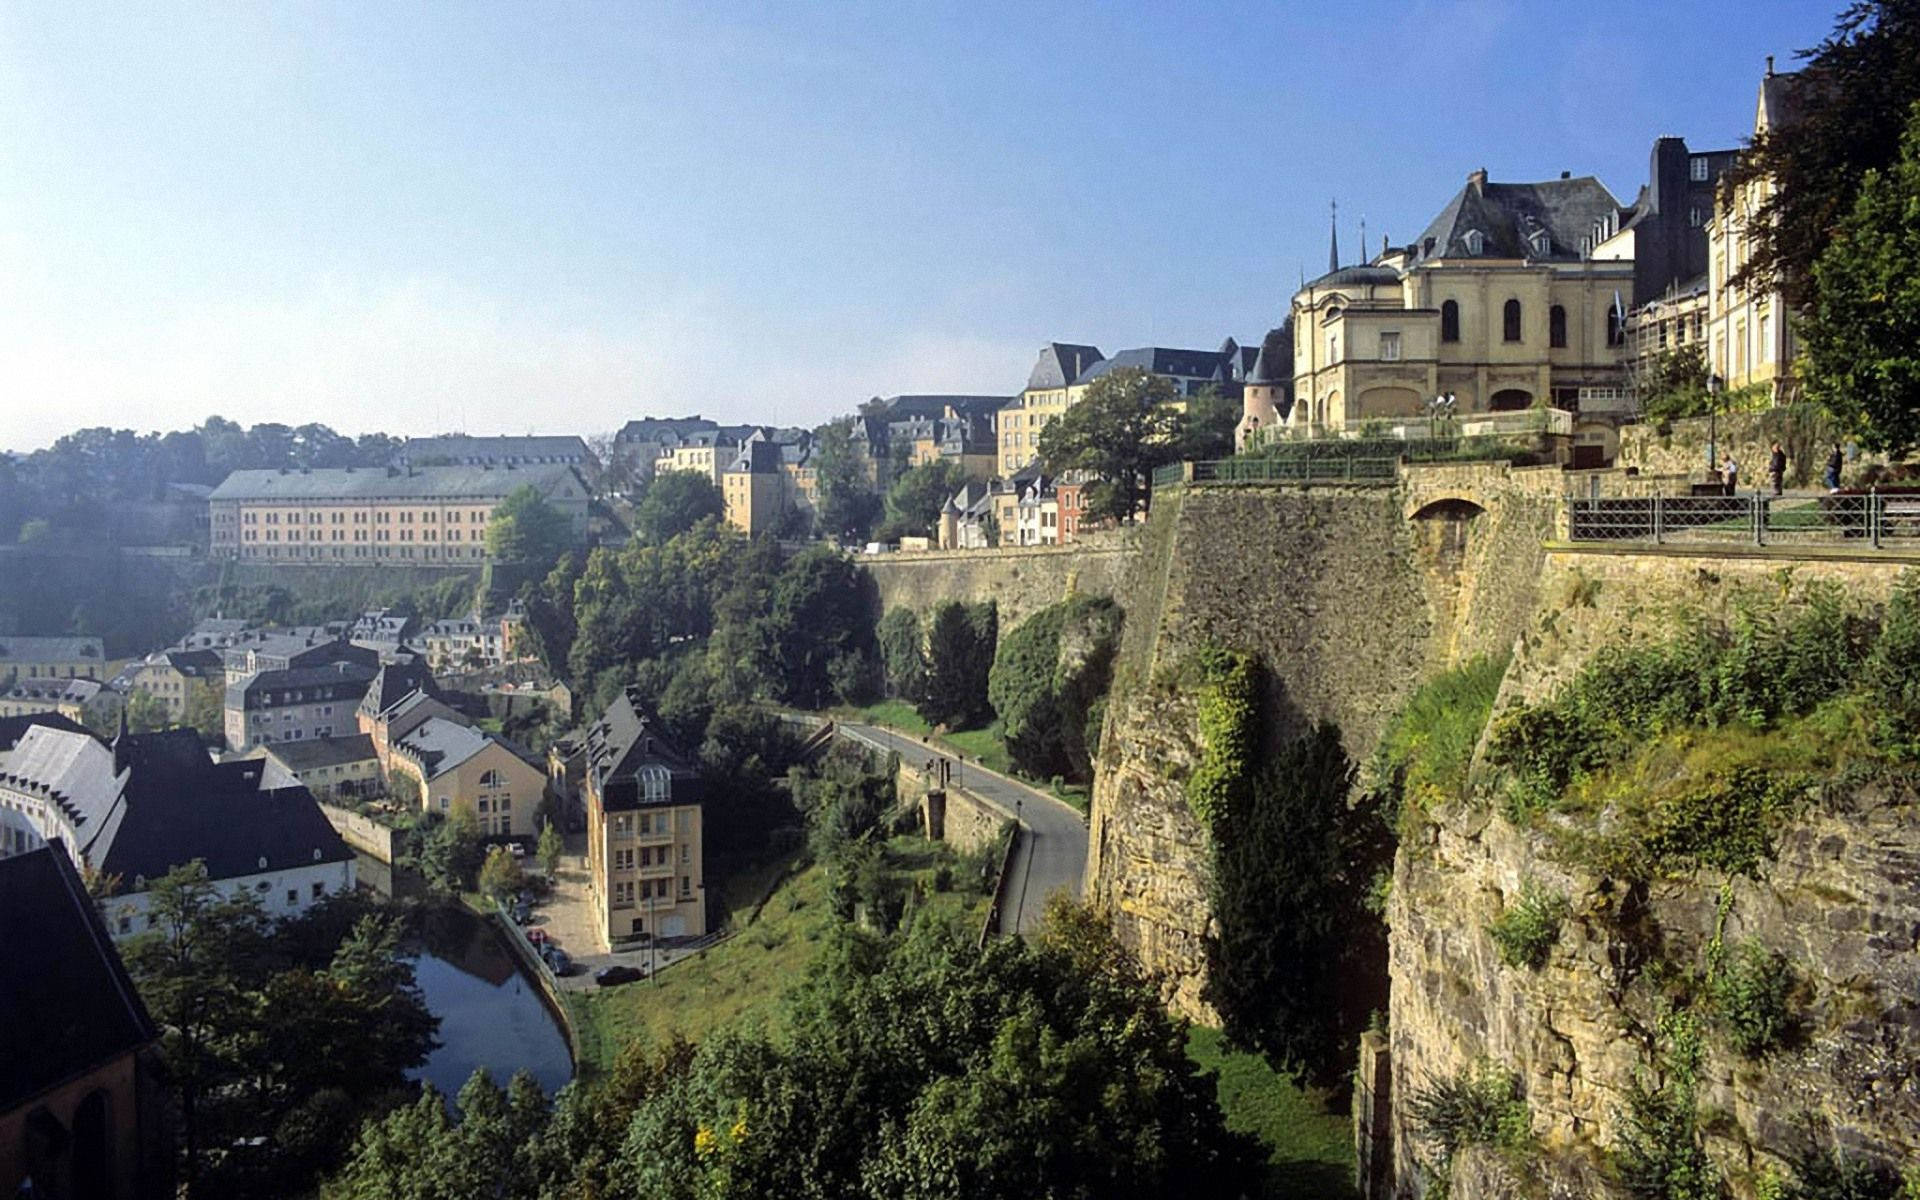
<box><xmin>1706</xmin><ymin>374</ymin><xmax>1723</xmax><ymax>477</ymax></box>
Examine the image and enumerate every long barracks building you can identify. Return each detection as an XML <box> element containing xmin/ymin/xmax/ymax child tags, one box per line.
<box><xmin>208</xmin><ymin>464</ymin><xmax>590</xmax><ymax>565</ymax></box>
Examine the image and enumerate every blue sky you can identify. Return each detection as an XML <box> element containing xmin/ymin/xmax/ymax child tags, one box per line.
<box><xmin>0</xmin><ymin>1</ymin><xmax>1836</xmax><ymax>450</ymax></box>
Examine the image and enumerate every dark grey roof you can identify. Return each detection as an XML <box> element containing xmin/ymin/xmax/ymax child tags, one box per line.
<box><xmin>208</xmin><ymin>464</ymin><xmax>587</xmax><ymax>503</ymax></box>
<box><xmin>0</xmin><ymin>711</ymin><xmax>88</xmax><ymax>752</ymax></box>
<box><xmin>878</xmin><ymin>395</ymin><xmax>1011</xmax><ymax>420</ymax></box>
<box><xmin>228</xmin><ymin>662</ymin><xmax>378</xmax><ymax>711</ymax></box>
<box><xmin>392</xmin><ymin>717</ymin><xmax>496</xmax><ymax>780</ymax></box>
<box><xmin>262</xmin><ymin>733</ymin><xmax>378</xmax><ymax>772</ymax></box>
<box><xmin>164</xmin><ymin>649</ymin><xmax>225</xmax><ymax>677</ymax></box>
<box><xmin>0</xmin><ymin>846</ymin><xmax>157</xmax><ymax>1110</ymax></box>
<box><xmin>1025</xmin><ymin>344</ymin><xmax>1105</xmax><ymax>391</ymax></box>
<box><xmin>726</xmin><ymin>439</ymin><xmax>783</xmax><ymax>475</ymax></box>
<box><xmin>395</xmin><ymin>435</ymin><xmax>590</xmax><ymax>466</ymax></box>
<box><xmin>615</xmin><ymin>416</ymin><xmax>719</xmax><ymax>444</ymax></box>
<box><xmin>1410</xmin><ymin>174</ymin><xmax>1621</xmax><ymax>266</ymax></box>
<box><xmin>1075</xmin><ymin>346</ymin><xmax>1238</xmax><ymax>385</ymax></box>
<box><xmin>1306</xmin><ymin>264</ymin><xmax>1402</xmax><ymax>289</ymax></box>
<box><xmin>359</xmin><ymin>656</ymin><xmax>441</xmax><ymax>716</ymax></box>
<box><xmin>582</xmin><ymin>688</ymin><xmax>702</xmax><ymax>811</ymax></box>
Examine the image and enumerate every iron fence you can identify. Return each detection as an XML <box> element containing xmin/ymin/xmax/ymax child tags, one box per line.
<box><xmin>1154</xmin><ymin>457</ymin><xmax>1398</xmax><ymax>487</ymax></box>
<box><xmin>1567</xmin><ymin>492</ymin><xmax>1920</xmax><ymax>548</ymax></box>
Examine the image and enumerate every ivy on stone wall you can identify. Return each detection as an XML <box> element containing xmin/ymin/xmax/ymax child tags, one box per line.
<box><xmin>1185</xmin><ymin>646</ymin><xmax>1258</xmax><ymax>827</ymax></box>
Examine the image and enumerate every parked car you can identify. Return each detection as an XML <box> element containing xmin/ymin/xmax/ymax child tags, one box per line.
<box><xmin>595</xmin><ymin>965</ymin><xmax>644</xmax><ymax>987</ymax></box>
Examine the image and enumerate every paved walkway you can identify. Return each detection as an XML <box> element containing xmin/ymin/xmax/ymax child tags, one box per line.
<box><xmin>837</xmin><ymin>722</ymin><xmax>1088</xmax><ymax>936</ymax></box>
<box><xmin>524</xmin><ymin>837</ymin><xmax>708</xmax><ymax>991</ymax></box>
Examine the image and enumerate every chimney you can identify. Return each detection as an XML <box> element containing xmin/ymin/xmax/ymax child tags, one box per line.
<box><xmin>1468</xmin><ymin>168</ymin><xmax>1488</xmax><ymax>192</ymax></box>
<box><xmin>1766</xmin><ymin>55</ymin><xmax>1775</xmax><ymax>77</ymax></box>
<box><xmin>1561</xmin><ymin>170</ymin><xmax>1571</xmax><ymax>179</ymax></box>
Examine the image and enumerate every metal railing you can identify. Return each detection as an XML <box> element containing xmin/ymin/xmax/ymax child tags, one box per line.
<box><xmin>1567</xmin><ymin>492</ymin><xmax>1920</xmax><ymax>548</ymax></box>
<box><xmin>1154</xmin><ymin>457</ymin><xmax>1398</xmax><ymax>487</ymax></box>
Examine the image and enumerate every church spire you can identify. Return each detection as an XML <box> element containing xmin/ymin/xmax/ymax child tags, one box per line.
<box><xmin>1328</xmin><ymin>200</ymin><xmax>1340</xmax><ymax>273</ymax></box>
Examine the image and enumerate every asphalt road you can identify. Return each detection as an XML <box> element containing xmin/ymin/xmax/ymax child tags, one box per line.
<box><xmin>838</xmin><ymin>722</ymin><xmax>1089</xmax><ymax>936</ymax></box>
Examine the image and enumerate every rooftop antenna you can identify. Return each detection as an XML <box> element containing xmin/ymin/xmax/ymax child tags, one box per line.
<box><xmin>1328</xmin><ymin>200</ymin><xmax>1340</xmax><ymax>273</ymax></box>
<box><xmin>1359</xmin><ymin>215</ymin><xmax>1367</xmax><ymax>263</ymax></box>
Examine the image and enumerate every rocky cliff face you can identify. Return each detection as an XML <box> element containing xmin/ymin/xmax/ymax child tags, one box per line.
<box><xmin>1389</xmin><ymin>551</ymin><xmax>1920</xmax><ymax>1198</ymax></box>
<box><xmin>1088</xmin><ymin>469</ymin><xmax>1555</xmax><ymax>1017</ymax></box>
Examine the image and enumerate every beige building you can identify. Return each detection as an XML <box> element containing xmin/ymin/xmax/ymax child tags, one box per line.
<box><xmin>722</xmin><ymin>439</ymin><xmax>789</xmax><ymax>537</ymax></box>
<box><xmin>120</xmin><ymin>648</ymin><xmax>224</xmax><ymax>722</ymax></box>
<box><xmin>0</xmin><ymin>637</ymin><xmax>108</xmax><ymax>684</ymax></box>
<box><xmin>207</xmin><ymin>464</ymin><xmax>590</xmax><ymax>565</ymax></box>
<box><xmin>390</xmin><ymin>716</ymin><xmax>545</xmax><ymax>838</ymax></box>
<box><xmin>246</xmin><ymin>733</ymin><xmax>384</xmax><ymax>802</ymax></box>
<box><xmin>997</xmin><ymin>344</ymin><xmax>1103</xmax><ymax>475</ymax></box>
<box><xmin>582</xmin><ymin>688</ymin><xmax>706</xmax><ymax>946</ymax></box>
<box><xmin>1290</xmin><ymin>171</ymin><xmax>1635</xmax><ymax>434</ymax></box>
<box><xmin>1706</xmin><ymin>64</ymin><xmax>1805</xmax><ymax>401</ymax></box>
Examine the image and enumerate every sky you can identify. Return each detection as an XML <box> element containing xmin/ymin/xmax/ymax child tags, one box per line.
<box><xmin>0</xmin><ymin>1</ymin><xmax>1839</xmax><ymax>451</ymax></box>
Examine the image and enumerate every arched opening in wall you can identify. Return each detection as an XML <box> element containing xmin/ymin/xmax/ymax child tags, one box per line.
<box><xmin>1490</xmin><ymin>388</ymin><xmax>1533</xmax><ymax>412</ymax></box>
<box><xmin>1440</xmin><ymin>299</ymin><xmax>1461</xmax><ymax>343</ymax></box>
<box><xmin>72</xmin><ymin>1089</ymin><xmax>112</xmax><ymax>1200</ymax></box>
<box><xmin>1409</xmin><ymin>498</ymin><xmax>1488</xmax><ymax>655</ymax></box>
<box><xmin>1503</xmin><ymin>299</ymin><xmax>1523</xmax><ymax>342</ymax></box>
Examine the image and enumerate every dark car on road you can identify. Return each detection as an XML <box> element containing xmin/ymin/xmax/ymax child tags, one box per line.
<box><xmin>594</xmin><ymin>964</ymin><xmax>644</xmax><ymax>987</ymax></box>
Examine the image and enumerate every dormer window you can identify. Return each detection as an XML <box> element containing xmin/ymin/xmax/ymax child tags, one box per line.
<box><xmin>1528</xmin><ymin>230</ymin><xmax>1551</xmax><ymax>257</ymax></box>
<box><xmin>640</xmin><ymin>765</ymin><xmax>671</xmax><ymax>803</ymax></box>
<box><xmin>1462</xmin><ymin>230</ymin><xmax>1484</xmax><ymax>256</ymax></box>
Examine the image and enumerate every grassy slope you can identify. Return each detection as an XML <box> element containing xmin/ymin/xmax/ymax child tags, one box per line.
<box><xmin>1186</xmin><ymin>1026</ymin><xmax>1358</xmax><ymax>1200</ymax></box>
<box><xmin>566</xmin><ymin>840</ymin><xmax>989</xmax><ymax>1077</ymax></box>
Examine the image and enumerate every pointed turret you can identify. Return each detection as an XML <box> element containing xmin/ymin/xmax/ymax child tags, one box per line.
<box><xmin>1328</xmin><ymin>200</ymin><xmax>1340</xmax><ymax>273</ymax></box>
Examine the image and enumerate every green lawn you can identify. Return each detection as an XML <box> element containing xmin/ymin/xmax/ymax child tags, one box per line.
<box><xmin>1186</xmin><ymin>1026</ymin><xmax>1358</xmax><ymax>1200</ymax></box>
<box><xmin>565</xmin><ymin>837</ymin><xmax>989</xmax><ymax>1078</ymax></box>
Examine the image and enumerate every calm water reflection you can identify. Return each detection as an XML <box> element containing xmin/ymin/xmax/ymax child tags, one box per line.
<box><xmin>407</xmin><ymin>902</ymin><xmax>573</xmax><ymax>1100</ymax></box>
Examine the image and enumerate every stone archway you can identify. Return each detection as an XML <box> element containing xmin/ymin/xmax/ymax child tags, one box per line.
<box><xmin>1489</xmin><ymin>388</ymin><xmax>1534</xmax><ymax>412</ymax></box>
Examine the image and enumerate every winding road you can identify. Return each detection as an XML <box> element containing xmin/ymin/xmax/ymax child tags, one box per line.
<box><xmin>837</xmin><ymin>722</ymin><xmax>1089</xmax><ymax>936</ymax></box>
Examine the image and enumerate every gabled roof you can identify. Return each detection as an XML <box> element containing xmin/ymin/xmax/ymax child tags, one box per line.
<box><xmin>1025</xmin><ymin>343</ymin><xmax>1105</xmax><ymax>391</ymax></box>
<box><xmin>877</xmin><ymin>395</ymin><xmax>1011</xmax><ymax>420</ymax></box>
<box><xmin>615</xmin><ymin>416</ymin><xmax>719</xmax><ymax>444</ymax></box>
<box><xmin>0</xmin><ymin>846</ymin><xmax>157</xmax><ymax>1111</ymax></box>
<box><xmin>1409</xmin><ymin>172</ymin><xmax>1621</xmax><ymax>266</ymax></box>
<box><xmin>359</xmin><ymin>657</ymin><xmax>442</xmax><ymax>717</ymax></box>
<box><xmin>260</xmin><ymin>733</ymin><xmax>378</xmax><ymax>773</ymax></box>
<box><xmin>0</xmin><ymin>711</ymin><xmax>89</xmax><ymax>752</ymax></box>
<box><xmin>582</xmin><ymin>688</ymin><xmax>702</xmax><ymax>811</ymax></box>
<box><xmin>392</xmin><ymin>717</ymin><xmax>498</xmax><ymax>781</ymax></box>
<box><xmin>395</xmin><ymin>435</ymin><xmax>590</xmax><ymax>465</ymax></box>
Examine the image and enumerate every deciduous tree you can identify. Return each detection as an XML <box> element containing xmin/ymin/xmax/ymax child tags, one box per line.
<box><xmin>633</xmin><ymin>469</ymin><xmax>725</xmax><ymax>545</ymax></box>
<box><xmin>1036</xmin><ymin>367</ymin><xmax>1183</xmax><ymax>523</ymax></box>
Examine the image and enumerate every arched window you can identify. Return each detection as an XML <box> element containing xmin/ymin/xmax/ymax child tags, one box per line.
<box><xmin>1503</xmin><ymin>299</ymin><xmax>1523</xmax><ymax>342</ymax></box>
<box><xmin>1440</xmin><ymin>300</ymin><xmax>1460</xmax><ymax>343</ymax></box>
<box><xmin>640</xmin><ymin>765</ymin><xmax>671</xmax><ymax>803</ymax></box>
<box><xmin>1549</xmin><ymin>305</ymin><xmax>1568</xmax><ymax>348</ymax></box>
<box><xmin>1607</xmin><ymin>303</ymin><xmax>1625</xmax><ymax>348</ymax></box>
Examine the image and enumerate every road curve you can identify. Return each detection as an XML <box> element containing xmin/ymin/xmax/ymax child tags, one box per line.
<box><xmin>837</xmin><ymin>722</ymin><xmax>1089</xmax><ymax>936</ymax></box>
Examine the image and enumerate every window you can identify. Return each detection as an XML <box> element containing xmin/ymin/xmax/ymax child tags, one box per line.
<box><xmin>1549</xmin><ymin>305</ymin><xmax>1567</xmax><ymax>349</ymax></box>
<box><xmin>1689</xmin><ymin>205</ymin><xmax>1703</xmax><ymax>228</ymax></box>
<box><xmin>286</xmin><ymin>888</ymin><xmax>298</xmax><ymax>906</ymax></box>
<box><xmin>1440</xmin><ymin>300</ymin><xmax>1460</xmax><ymax>343</ymax></box>
<box><xmin>1462</xmin><ymin>229</ymin><xmax>1484</xmax><ymax>255</ymax></box>
<box><xmin>680</xmin><ymin>844</ymin><xmax>690</xmax><ymax>864</ymax></box>
<box><xmin>1607</xmin><ymin>303</ymin><xmax>1626</xmax><ymax>349</ymax></box>
<box><xmin>1503</xmin><ymin>299</ymin><xmax>1522</xmax><ymax>342</ymax></box>
<box><xmin>680</xmin><ymin>876</ymin><xmax>691</xmax><ymax>897</ymax></box>
<box><xmin>640</xmin><ymin>765</ymin><xmax>670</xmax><ymax>803</ymax></box>
<box><xmin>1690</xmin><ymin>156</ymin><xmax>1709</xmax><ymax>182</ymax></box>
<box><xmin>480</xmin><ymin>769</ymin><xmax>503</xmax><ymax>788</ymax></box>
<box><xmin>1375</xmin><ymin>331</ymin><xmax>1402</xmax><ymax>362</ymax></box>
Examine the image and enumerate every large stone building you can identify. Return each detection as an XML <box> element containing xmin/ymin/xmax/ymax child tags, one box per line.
<box><xmin>1289</xmin><ymin>170</ymin><xmax>1635</xmax><ymax>434</ymax></box>
<box><xmin>207</xmin><ymin>464</ymin><xmax>590</xmax><ymax>565</ymax></box>
<box><xmin>1706</xmin><ymin>61</ymin><xmax>1806</xmax><ymax>401</ymax></box>
<box><xmin>0</xmin><ymin>718</ymin><xmax>355</xmax><ymax>938</ymax></box>
<box><xmin>0</xmin><ymin>636</ymin><xmax>108</xmax><ymax>684</ymax></box>
<box><xmin>582</xmin><ymin>688</ymin><xmax>706</xmax><ymax>947</ymax></box>
<box><xmin>611</xmin><ymin>416</ymin><xmax>721</xmax><ymax>485</ymax></box>
<box><xmin>118</xmin><ymin>648</ymin><xmax>224</xmax><ymax>723</ymax></box>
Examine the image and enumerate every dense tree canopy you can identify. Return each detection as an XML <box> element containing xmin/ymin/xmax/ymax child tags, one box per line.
<box><xmin>919</xmin><ymin>600</ymin><xmax>996</xmax><ymax>730</ymax></box>
<box><xmin>987</xmin><ymin>595</ymin><xmax>1123</xmax><ymax>783</ymax></box>
<box><xmin>634</xmin><ymin>470</ymin><xmax>727</xmax><ymax>545</ymax></box>
<box><xmin>812</xmin><ymin>419</ymin><xmax>883</xmax><ymax>545</ymax></box>
<box><xmin>484</xmin><ymin>484</ymin><xmax>575</xmax><ymax>563</ymax></box>
<box><xmin>1802</xmin><ymin>99</ymin><xmax>1920</xmax><ymax>454</ymax></box>
<box><xmin>1036</xmin><ymin>368</ymin><xmax>1183</xmax><ymax>523</ymax></box>
<box><xmin>878</xmin><ymin>459</ymin><xmax>969</xmax><ymax>542</ymax></box>
<box><xmin>1728</xmin><ymin>1</ymin><xmax>1920</xmax><ymax>306</ymax></box>
<box><xmin>326</xmin><ymin>904</ymin><xmax>1262</xmax><ymax>1200</ymax></box>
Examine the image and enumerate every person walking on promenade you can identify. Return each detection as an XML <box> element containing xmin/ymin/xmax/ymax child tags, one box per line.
<box><xmin>1721</xmin><ymin>455</ymin><xmax>1739</xmax><ymax>496</ymax></box>
<box><xmin>1825</xmin><ymin>443</ymin><xmax>1845</xmax><ymax>492</ymax></box>
<box><xmin>1769</xmin><ymin>442</ymin><xmax>1787</xmax><ymax>496</ymax></box>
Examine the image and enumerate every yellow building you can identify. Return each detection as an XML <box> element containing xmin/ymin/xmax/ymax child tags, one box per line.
<box><xmin>0</xmin><ymin>637</ymin><xmax>108</xmax><ymax>684</ymax></box>
<box><xmin>1706</xmin><ymin>63</ymin><xmax>1805</xmax><ymax>401</ymax></box>
<box><xmin>1291</xmin><ymin>171</ymin><xmax>1634</xmax><ymax>433</ymax></box>
<box><xmin>389</xmin><ymin>716</ymin><xmax>545</xmax><ymax>839</ymax></box>
<box><xmin>722</xmin><ymin>440</ymin><xmax>787</xmax><ymax>537</ymax></box>
<box><xmin>245</xmin><ymin>733</ymin><xmax>384</xmax><ymax>803</ymax></box>
<box><xmin>208</xmin><ymin>464</ymin><xmax>590</xmax><ymax>565</ymax></box>
<box><xmin>582</xmin><ymin>688</ymin><xmax>706</xmax><ymax>946</ymax></box>
<box><xmin>120</xmin><ymin>649</ymin><xmax>223</xmax><ymax>722</ymax></box>
<box><xmin>997</xmin><ymin>344</ymin><xmax>1102</xmax><ymax>475</ymax></box>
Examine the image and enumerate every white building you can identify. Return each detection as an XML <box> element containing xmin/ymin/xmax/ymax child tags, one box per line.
<box><xmin>0</xmin><ymin>716</ymin><xmax>355</xmax><ymax>939</ymax></box>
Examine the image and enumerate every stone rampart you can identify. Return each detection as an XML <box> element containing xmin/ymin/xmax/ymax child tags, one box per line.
<box><xmin>862</xmin><ymin>530</ymin><xmax>1136</xmax><ymax>627</ymax></box>
<box><xmin>320</xmin><ymin>803</ymin><xmax>398</xmax><ymax>863</ymax></box>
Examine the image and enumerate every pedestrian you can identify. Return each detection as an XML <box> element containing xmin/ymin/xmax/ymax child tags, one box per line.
<box><xmin>1768</xmin><ymin>442</ymin><xmax>1787</xmax><ymax>496</ymax></box>
<box><xmin>1825</xmin><ymin>443</ymin><xmax>1845</xmax><ymax>492</ymax></box>
<box><xmin>1721</xmin><ymin>455</ymin><xmax>1739</xmax><ymax>496</ymax></box>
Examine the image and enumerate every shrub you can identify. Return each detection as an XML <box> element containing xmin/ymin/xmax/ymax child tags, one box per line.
<box><xmin>1488</xmin><ymin>882</ymin><xmax>1571</xmax><ymax>971</ymax></box>
<box><xmin>1866</xmin><ymin>573</ymin><xmax>1920</xmax><ymax>758</ymax></box>
<box><xmin>1367</xmin><ymin>654</ymin><xmax>1508</xmax><ymax>833</ymax></box>
<box><xmin>1614</xmin><ymin>1009</ymin><xmax>1721</xmax><ymax>1200</ymax></box>
<box><xmin>1758</xmin><ymin>1150</ymin><xmax>1913</xmax><ymax>1200</ymax></box>
<box><xmin>1408</xmin><ymin>1059</ymin><xmax>1532</xmax><ymax>1178</ymax></box>
<box><xmin>1485</xmin><ymin>703</ymin><xmax>1605</xmax><ymax>819</ymax></box>
<box><xmin>1705</xmin><ymin>938</ymin><xmax>1794</xmax><ymax>1057</ymax></box>
<box><xmin>1641</xmin><ymin>766</ymin><xmax>1807</xmax><ymax>878</ymax></box>
<box><xmin>1186</xmin><ymin>648</ymin><xmax>1259</xmax><ymax>827</ymax></box>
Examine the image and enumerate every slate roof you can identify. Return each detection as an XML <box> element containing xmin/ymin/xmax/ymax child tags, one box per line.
<box><xmin>262</xmin><ymin>733</ymin><xmax>378</xmax><ymax>772</ymax></box>
<box><xmin>0</xmin><ymin>846</ymin><xmax>157</xmax><ymax>1111</ymax></box>
<box><xmin>1409</xmin><ymin>174</ymin><xmax>1621</xmax><ymax>266</ymax></box>
<box><xmin>4</xmin><ymin>677</ymin><xmax>104</xmax><ymax>705</ymax></box>
<box><xmin>392</xmin><ymin>717</ymin><xmax>529</xmax><ymax>781</ymax></box>
<box><xmin>0</xmin><ymin>711</ymin><xmax>88</xmax><ymax>752</ymax></box>
<box><xmin>165</xmin><ymin>649</ymin><xmax>225</xmax><ymax>678</ymax></box>
<box><xmin>207</xmin><ymin>464</ymin><xmax>586</xmax><ymax>503</ymax></box>
<box><xmin>0</xmin><ymin>726</ymin><xmax>352</xmax><ymax>887</ymax></box>
<box><xmin>726</xmin><ymin>439</ymin><xmax>784</xmax><ymax>475</ymax></box>
<box><xmin>394</xmin><ymin>435</ymin><xmax>590</xmax><ymax>465</ymax></box>
<box><xmin>1025</xmin><ymin>343</ymin><xmax>1105</xmax><ymax>391</ymax></box>
<box><xmin>582</xmin><ymin>688</ymin><xmax>702</xmax><ymax>811</ymax></box>
<box><xmin>227</xmin><ymin>661</ymin><xmax>378</xmax><ymax>713</ymax></box>
<box><xmin>1075</xmin><ymin>346</ymin><xmax>1239</xmax><ymax>385</ymax></box>
<box><xmin>0</xmin><ymin>636</ymin><xmax>105</xmax><ymax>663</ymax></box>
<box><xmin>877</xmin><ymin>395</ymin><xmax>1012</xmax><ymax>420</ymax></box>
<box><xmin>1306</xmin><ymin>264</ymin><xmax>1402</xmax><ymax>289</ymax></box>
<box><xmin>615</xmin><ymin>416</ymin><xmax>719</xmax><ymax>444</ymax></box>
